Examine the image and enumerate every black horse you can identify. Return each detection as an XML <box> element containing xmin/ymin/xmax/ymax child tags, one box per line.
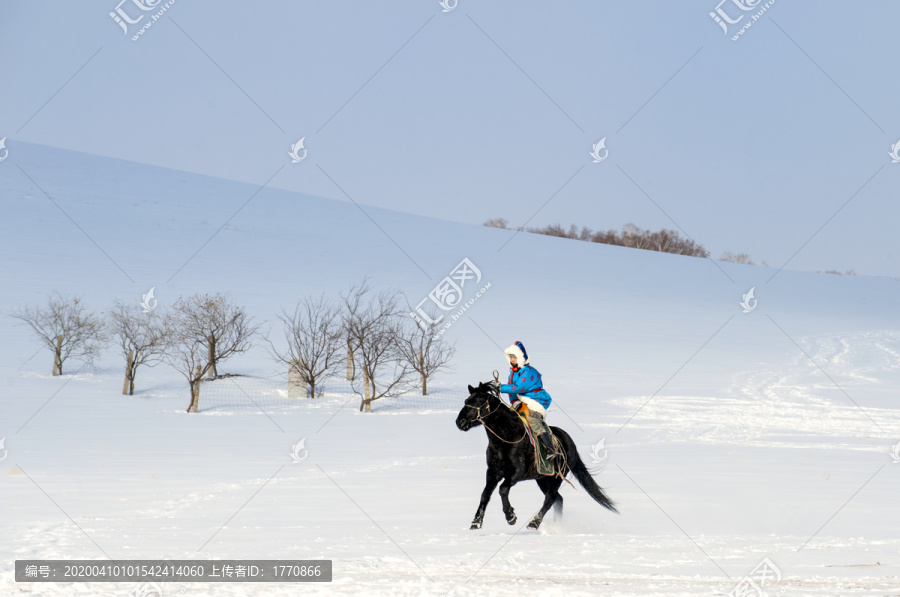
<box><xmin>456</xmin><ymin>382</ymin><xmax>617</xmax><ymax>530</ymax></box>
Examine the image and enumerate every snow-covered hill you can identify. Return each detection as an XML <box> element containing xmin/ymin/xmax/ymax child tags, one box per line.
<box><xmin>2</xmin><ymin>143</ymin><xmax>899</xmax><ymax>596</ymax></box>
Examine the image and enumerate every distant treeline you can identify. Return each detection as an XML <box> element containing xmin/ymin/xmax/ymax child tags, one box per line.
<box><xmin>484</xmin><ymin>219</ymin><xmax>861</xmax><ymax>273</ymax></box>
<box><xmin>485</xmin><ymin>219</ymin><xmax>710</xmax><ymax>258</ymax></box>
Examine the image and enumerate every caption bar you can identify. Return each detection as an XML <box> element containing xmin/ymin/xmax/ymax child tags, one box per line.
<box><xmin>16</xmin><ymin>560</ymin><xmax>331</xmax><ymax>583</ymax></box>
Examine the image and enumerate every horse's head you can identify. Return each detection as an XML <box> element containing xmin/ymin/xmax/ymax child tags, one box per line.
<box><xmin>456</xmin><ymin>382</ymin><xmax>499</xmax><ymax>431</ymax></box>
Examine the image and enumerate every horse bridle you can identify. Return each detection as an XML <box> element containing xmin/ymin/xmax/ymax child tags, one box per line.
<box><xmin>464</xmin><ymin>379</ymin><xmax>528</xmax><ymax>444</ymax></box>
<box><xmin>464</xmin><ymin>390</ymin><xmax>498</xmax><ymax>420</ymax></box>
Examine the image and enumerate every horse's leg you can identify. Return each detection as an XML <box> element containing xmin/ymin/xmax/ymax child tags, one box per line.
<box><xmin>553</xmin><ymin>493</ymin><xmax>564</xmax><ymax>520</ymax></box>
<box><xmin>498</xmin><ymin>478</ymin><xmax>517</xmax><ymax>525</ymax></box>
<box><xmin>470</xmin><ymin>468</ymin><xmax>501</xmax><ymax>530</ymax></box>
<box><xmin>528</xmin><ymin>477</ymin><xmax>563</xmax><ymax>530</ymax></box>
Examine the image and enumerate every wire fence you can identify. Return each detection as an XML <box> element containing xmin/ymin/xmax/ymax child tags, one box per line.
<box><xmin>195</xmin><ymin>374</ymin><xmax>467</xmax><ymax>414</ymax></box>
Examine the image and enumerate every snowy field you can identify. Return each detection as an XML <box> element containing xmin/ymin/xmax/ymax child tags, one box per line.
<box><xmin>2</xmin><ymin>144</ymin><xmax>899</xmax><ymax>596</ymax></box>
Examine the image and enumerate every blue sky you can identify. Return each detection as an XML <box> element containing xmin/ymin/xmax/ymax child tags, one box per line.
<box><xmin>2</xmin><ymin>0</ymin><xmax>898</xmax><ymax>276</ymax></box>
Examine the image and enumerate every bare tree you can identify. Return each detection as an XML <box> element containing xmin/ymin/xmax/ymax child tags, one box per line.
<box><xmin>163</xmin><ymin>326</ymin><xmax>209</xmax><ymax>413</ymax></box>
<box><xmin>269</xmin><ymin>295</ymin><xmax>342</xmax><ymax>399</ymax></box>
<box><xmin>108</xmin><ymin>302</ymin><xmax>169</xmax><ymax>395</ymax></box>
<box><xmin>341</xmin><ymin>280</ymin><xmax>414</xmax><ymax>412</ymax></box>
<box><xmin>166</xmin><ymin>293</ymin><xmax>258</xmax><ymax>412</ymax></box>
<box><xmin>10</xmin><ymin>294</ymin><xmax>105</xmax><ymax>375</ymax></box>
<box><xmin>398</xmin><ymin>315</ymin><xmax>455</xmax><ymax>395</ymax></box>
<box><xmin>172</xmin><ymin>293</ymin><xmax>260</xmax><ymax>378</ymax></box>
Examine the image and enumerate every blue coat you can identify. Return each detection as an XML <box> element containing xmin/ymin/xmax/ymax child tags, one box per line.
<box><xmin>500</xmin><ymin>364</ymin><xmax>552</xmax><ymax>409</ymax></box>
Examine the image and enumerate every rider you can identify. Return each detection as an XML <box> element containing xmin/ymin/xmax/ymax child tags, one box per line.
<box><xmin>498</xmin><ymin>341</ymin><xmax>557</xmax><ymax>460</ymax></box>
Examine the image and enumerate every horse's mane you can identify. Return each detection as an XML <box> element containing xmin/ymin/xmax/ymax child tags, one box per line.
<box><xmin>481</xmin><ymin>383</ymin><xmax>517</xmax><ymax>417</ymax></box>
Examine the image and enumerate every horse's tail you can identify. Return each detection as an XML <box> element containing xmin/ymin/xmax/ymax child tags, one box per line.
<box><xmin>556</xmin><ymin>429</ymin><xmax>618</xmax><ymax>513</ymax></box>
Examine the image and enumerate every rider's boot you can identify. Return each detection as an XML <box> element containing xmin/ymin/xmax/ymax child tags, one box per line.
<box><xmin>539</xmin><ymin>430</ymin><xmax>557</xmax><ymax>460</ymax></box>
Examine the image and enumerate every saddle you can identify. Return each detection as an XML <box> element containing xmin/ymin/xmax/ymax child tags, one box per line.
<box><xmin>514</xmin><ymin>403</ymin><xmax>558</xmax><ymax>477</ymax></box>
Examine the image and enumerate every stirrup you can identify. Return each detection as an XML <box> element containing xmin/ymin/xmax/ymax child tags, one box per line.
<box><xmin>540</xmin><ymin>436</ymin><xmax>557</xmax><ymax>461</ymax></box>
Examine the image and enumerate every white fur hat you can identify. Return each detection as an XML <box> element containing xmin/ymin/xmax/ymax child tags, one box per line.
<box><xmin>504</xmin><ymin>341</ymin><xmax>529</xmax><ymax>366</ymax></box>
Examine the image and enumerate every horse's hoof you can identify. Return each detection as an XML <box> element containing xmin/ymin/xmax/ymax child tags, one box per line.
<box><xmin>527</xmin><ymin>519</ymin><xmax>541</xmax><ymax>530</ymax></box>
<box><xmin>506</xmin><ymin>514</ymin><xmax>517</xmax><ymax>525</ymax></box>
<box><xmin>469</xmin><ymin>521</ymin><xmax>482</xmax><ymax>530</ymax></box>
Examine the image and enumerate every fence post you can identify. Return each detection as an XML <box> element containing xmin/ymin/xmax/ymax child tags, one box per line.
<box><xmin>207</xmin><ymin>340</ymin><xmax>217</xmax><ymax>378</ymax></box>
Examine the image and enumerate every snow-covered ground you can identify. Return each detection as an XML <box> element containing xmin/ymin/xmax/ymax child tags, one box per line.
<box><xmin>2</xmin><ymin>144</ymin><xmax>899</xmax><ymax>596</ymax></box>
